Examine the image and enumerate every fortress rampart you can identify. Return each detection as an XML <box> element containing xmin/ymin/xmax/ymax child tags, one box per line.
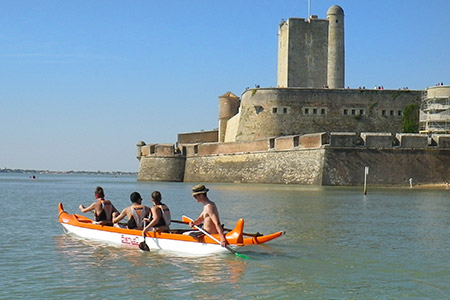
<box><xmin>232</xmin><ymin>88</ymin><xmax>422</xmax><ymax>142</ymax></box>
<box><xmin>137</xmin><ymin>133</ymin><xmax>450</xmax><ymax>186</ymax></box>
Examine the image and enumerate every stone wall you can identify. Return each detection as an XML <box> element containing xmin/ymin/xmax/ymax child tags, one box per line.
<box><xmin>322</xmin><ymin>148</ymin><xmax>450</xmax><ymax>186</ymax></box>
<box><xmin>234</xmin><ymin>88</ymin><xmax>422</xmax><ymax>142</ymax></box>
<box><xmin>137</xmin><ymin>132</ymin><xmax>450</xmax><ymax>186</ymax></box>
<box><xmin>196</xmin><ymin>140</ymin><xmax>270</xmax><ymax>155</ymax></box>
<box><xmin>178</xmin><ymin>130</ymin><xmax>218</xmax><ymax>144</ymax></box>
<box><xmin>137</xmin><ymin>156</ymin><xmax>185</xmax><ymax>182</ymax></box>
<box><xmin>183</xmin><ymin>149</ymin><xmax>325</xmax><ymax>185</ymax></box>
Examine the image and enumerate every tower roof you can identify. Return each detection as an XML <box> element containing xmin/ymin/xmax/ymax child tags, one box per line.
<box><xmin>220</xmin><ymin>91</ymin><xmax>239</xmax><ymax>99</ymax></box>
<box><xmin>327</xmin><ymin>5</ymin><xmax>344</xmax><ymax>16</ymax></box>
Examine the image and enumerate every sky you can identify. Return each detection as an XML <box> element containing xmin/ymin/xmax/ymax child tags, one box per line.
<box><xmin>1</xmin><ymin>0</ymin><xmax>449</xmax><ymax>172</ymax></box>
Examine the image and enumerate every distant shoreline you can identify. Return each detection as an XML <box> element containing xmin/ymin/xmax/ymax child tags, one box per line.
<box><xmin>414</xmin><ymin>183</ymin><xmax>450</xmax><ymax>189</ymax></box>
<box><xmin>0</xmin><ymin>168</ymin><xmax>136</xmax><ymax>176</ymax></box>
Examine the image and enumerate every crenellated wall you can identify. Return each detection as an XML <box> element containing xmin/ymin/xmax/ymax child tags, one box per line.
<box><xmin>136</xmin><ymin>143</ymin><xmax>185</xmax><ymax>182</ymax></box>
<box><xmin>322</xmin><ymin>147</ymin><xmax>450</xmax><ymax>186</ymax></box>
<box><xmin>137</xmin><ymin>133</ymin><xmax>450</xmax><ymax>185</ymax></box>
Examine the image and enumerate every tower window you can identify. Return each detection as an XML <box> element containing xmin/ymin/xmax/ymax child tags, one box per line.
<box><xmin>283</xmin><ymin>107</ymin><xmax>288</xmax><ymax>114</ymax></box>
<box><xmin>321</xmin><ymin>108</ymin><xmax>326</xmax><ymax>115</ymax></box>
<box><xmin>343</xmin><ymin>109</ymin><xmax>348</xmax><ymax>115</ymax></box>
<box><xmin>360</xmin><ymin>109</ymin><xmax>364</xmax><ymax>115</ymax></box>
<box><xmin>351</xmin><ymin>109</ymin><xmax>356</xmax><ymax>115</ymax></box>
<box><xmin>398</xmin><ymin>110</ymin><xmax>402</xmax><ymax>116</ymax></box>
<box><xmin>272</xmin><ymin>107</ymin><xmax>278</xmax><ymax>114</ymax></box>
<box><xmin>382</xmin><ymin>110</ymin><xmax>386</xmax><ymax>116</ymax></box>
<box><xmin>304</xmin><ymin>108</ymin><xmax>309</xmax><ymax>114</ymax></box>
<box><xmin>313</xmin><ymin>108</ymin><xmax>317</xmax><ymax>114</ymax></box>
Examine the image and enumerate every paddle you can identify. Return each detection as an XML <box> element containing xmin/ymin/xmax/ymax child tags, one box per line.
<box><xmin>172</xmin><ymin>219</ymin><xmax>263</xmax><ymax>237</ymax></box>
<box><xmin>139</xmin><ymin>221</ymin><xmax>150</xmax><ymax>251</ymax></box>
<box><xmin>183</xmin><ymin>215</ymin><xmax>249</xmax><ymax>259</ymax></box>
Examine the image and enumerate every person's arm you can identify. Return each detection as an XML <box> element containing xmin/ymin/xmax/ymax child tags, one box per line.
<box><xmin>189</xmin><ymin>213</ymin><xmax>204</xmax><ymax>228</ymax></box>
<box><xmin>112</xmin><ymin>208</ymin><xmax>128</xmax><ymax>224</ymax></box>
<box><xmin>79</xmin><ymin>202</ymin><xmax>96</xmax><ymax>213</ymax></box>
<box><xmin>143</xmin><ymin>207</ymin><xmax>160</xmax><ymax>235</ymax></box>
<box><xmin>208</xmin><ymin>205</ymin><xmax>227</xmax><ymax>246</ymax></box>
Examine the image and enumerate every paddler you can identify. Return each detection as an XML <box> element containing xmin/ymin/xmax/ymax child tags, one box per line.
<box><xmin>112</xmin><ymin>192</ymin><xmax>150</xmax><ymax>229</ymax></box>
<box><xmin>79</xmin><ymin>186</ymin><xmax>119</xmax><ymax>226</ymax></box>
<box><xmin>142</xmin><ymin>191</ymin><xmax>171</xmax><ymax>234</ymax></box>
<box><xmin>189</xmin><ymin>184</ymin><xmax>227</xmax><ymax>247</ymax></box>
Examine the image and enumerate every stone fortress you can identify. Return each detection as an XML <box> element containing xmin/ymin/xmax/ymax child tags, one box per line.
<box><xmin>136</xmin><ymin>5</ymin><xmax>450</xmax><ymax>186</ymax></box>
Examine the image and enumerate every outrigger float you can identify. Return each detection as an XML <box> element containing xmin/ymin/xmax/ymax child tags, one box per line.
<box><xmin>58</xmin><ymin>203</ymin><xmax>284</xmax><ymax>256</ymax></box>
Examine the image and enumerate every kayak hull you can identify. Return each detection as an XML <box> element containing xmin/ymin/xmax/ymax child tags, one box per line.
<box><xmin>58</xmin><ymin>202</ymin><xmax>284</xmax><ymax>255</ymax></box>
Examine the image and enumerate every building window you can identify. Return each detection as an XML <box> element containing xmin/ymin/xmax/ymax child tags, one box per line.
<box><xmin>382</xmin><ymin>110</ymin><xmax>386</xmax><ymax>116</ymax></box>
<box><xmin>390</xmin><ymin>110</ymin><xmax>394</xmax><ymax>116</ymax></box>
<box><xmin>343</xmin><ymin>108</ymin><xmax>366</xmax><ymax>116</ymax></box>
<box><xmin>321</xmin><ymin>108</ymin><xmax>326</xmax><ymax>115</ymax></box>
<box><xmin>294</xmin><ymin>136</ymin><xmax>299</xmax><ymax>147</ymax></box>
<box><xmin>272</xmin><ymin>107</ymin><xmax>278</xmax><ymax>114</ymax></box>
<box><xmin>283</xmin><ymin>107</ymin><xmax>288</xmax><ymax>114</ymax></box>
<box><xmin>269</xmin><ymin>138</ymin><xmax>275</xmax><ymax>149</ymax></box>
<box><xmin>398</xmin><ymin>110</ymin><xmax>402</xmax><ymax>116</ymax></box>
<box><xmin>313</xmin><ymin>108</ymin><xmax>317</xmax><ymax>115</ymax></box>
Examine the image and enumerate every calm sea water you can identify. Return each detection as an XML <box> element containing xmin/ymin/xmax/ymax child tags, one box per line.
<box><xmin>1</xmin><ymin>173</ymin><xmax>449</xmax><ymax>299</ymax></box>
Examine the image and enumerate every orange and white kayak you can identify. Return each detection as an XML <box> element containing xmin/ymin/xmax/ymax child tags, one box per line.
<box><xmin>58</xmin><ymin>203</ymin><xmax>284</xmax><ymax>255</ymax></box>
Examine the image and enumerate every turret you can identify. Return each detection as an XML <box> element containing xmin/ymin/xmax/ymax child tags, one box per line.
<box><xmin>218</xmin><ymin>92</ymin><xmax>240</xmax><ymax>142</ymax></box>
<box><xmin>327</xmin><ymin>5</ymin><xmax>345</xmax><ymax>88</ymax></box>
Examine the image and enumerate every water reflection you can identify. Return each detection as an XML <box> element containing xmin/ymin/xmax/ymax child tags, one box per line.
<box><xmin>55</xmin><ymin>233</ymin><xmax>248</xmax><ymax>288</ymax></box>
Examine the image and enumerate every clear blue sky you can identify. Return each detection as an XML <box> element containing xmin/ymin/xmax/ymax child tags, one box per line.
<box><xmin>1</xmin><ymin>0</ymin><xmax>449</xmax><ymax>172</ymax></box>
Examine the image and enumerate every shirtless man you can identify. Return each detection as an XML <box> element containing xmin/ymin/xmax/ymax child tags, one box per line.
<box><xmin>189</xmin><ymin>184</ymin><xmax>227</xmax><ymax>247</ymax></box>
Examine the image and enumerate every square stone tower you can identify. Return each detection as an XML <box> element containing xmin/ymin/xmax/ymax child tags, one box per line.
<box><xmin>277</xmin><ymin>5</ymin><xmax>345</xmax><ymax>89</ymax></box>
<box><xmin>277</xmin><ymin>17</ymin><xmax>329</xmax><ymax>88</ymax></box>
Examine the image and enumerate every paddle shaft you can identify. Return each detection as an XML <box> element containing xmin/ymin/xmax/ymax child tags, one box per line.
<box><xmin>183</xmin><ymin>216</ymin><xmax>249</xmax><ymax>258</ymax></box>
<box><xmin>140</xmin><ymin>221</ymin><xmax>150</xmax><ymax>251</ymax></box>
<box><xmin>171</xmin><ymin>219</ymin><xmax>262</xmax><ymax>237</ymax></box>
<box><xmin>193</xmin><ymin>224</ymin><xmax>239</xmax><ymax>255</ymax></box>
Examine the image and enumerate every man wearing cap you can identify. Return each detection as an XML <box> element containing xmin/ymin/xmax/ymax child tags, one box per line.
<box><xmin>190</xmin><ymin>184</ymin><xmax>227</xmax><ymax>247</ymax></box>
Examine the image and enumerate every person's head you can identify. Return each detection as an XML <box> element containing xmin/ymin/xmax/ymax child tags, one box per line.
<box><xmin>130</xmin><ymin>192</ymin><xmax>142</xmax><ymax>204</ymax></box>
<box><xmin>151</xmin><ymin>191</ymin><xmax>162</xmax><ymax>204</ymax></box>
<box><xmin>95</xmin><ymin>186</ymin><xmax>105</xmax><ymax>199</ymax></box>
<box><xmin>192</xmin><ymin>184</ymin><xmax>209</xmax><ymax>200</ymax></box>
